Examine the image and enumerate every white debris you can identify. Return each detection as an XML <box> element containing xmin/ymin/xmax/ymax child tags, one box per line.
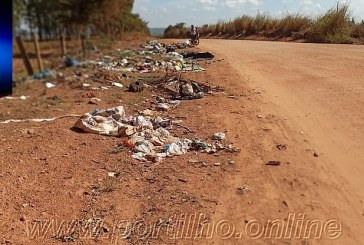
<box><xmin>156</xmin><ymin>103</ymin><xmax>169</xmax><ymax>111</ymax></box>
<box><xmin>45</xmin><ymin>82</ymin><xmax>56</xmax><ymax>88</ymax></box>
<box><xmin>2</xmin><ymin>95</ymin><xmax>29</xmax><ymax>100</ymax></box>
<box><xmin>1</xmin><ymin>114</ymin><xmax>80</xmax><ymax>124</ymax></box>
<box><xmin>89</xmin><ymin>98</ymin><xmax>101</xmax><ymax>104</ymax></box>
<box><xmin>212</xmin><ymin>132</ymin><xmax>226</xmax><ymax>141</ymax></box>
<box><xmin>112</xmin><ymin>82</ymin><xmax>123</xmax><ymax>88</ymax></box>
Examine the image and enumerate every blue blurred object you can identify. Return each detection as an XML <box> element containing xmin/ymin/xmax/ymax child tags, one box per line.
<box><xmin>0</xmin><ymin>1</ymin><xmax>12</xmax><ymax>96</ymax></box>
<box><xmin>90</xmin><ymin>108</ymin><xmax>100</xmax><ymax>116</ymax></box>
<box><xmin>64</xmin><ymin>56</ymin><xmax>79</xmax><ymax>67</ymax></box>
<box><xmin>32</xmin><ymin>69</ymin><xmax>55</xmax><ymax>80</ymax></box>
<box><xmin>163</xmin><ymin>145</ymin><xmax>170</xmax><ymax>152</ymax></box>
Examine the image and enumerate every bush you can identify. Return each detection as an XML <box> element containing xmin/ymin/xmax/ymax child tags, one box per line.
<box><xmin>306</xmin><ymin>4</ymin><xmax>352</xmax><ymax>43</ymax></box>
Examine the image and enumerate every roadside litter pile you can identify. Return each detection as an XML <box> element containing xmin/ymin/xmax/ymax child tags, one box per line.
<box><xmin>7</xmin><ymin>39</ymin><xmax>237</xmax><ymax>162</ymax></box>
<box><xmin>62</xmin><ymin>40</ymin><xmax>213</xmax><ymax>74</ymax></box>
<box><xmin>74</xmin><ymin>105</ymin><xmax>239</xmax><ymax>162</ymax></box>
<box><xmin>23</xmin><ymin>40</ymin><xmax>216</xmax><ymax>93</ymax></box>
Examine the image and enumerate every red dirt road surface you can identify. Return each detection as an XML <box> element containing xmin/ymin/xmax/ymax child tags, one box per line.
<box><xmin>199</xmin><ymin>39</ymin><xmax>364</xmax><ymax>244</ymax></box>
<box><xmin>1</xmin><ymin>40</ymin><xmax>364</xmax><ymax>244</ymax></box>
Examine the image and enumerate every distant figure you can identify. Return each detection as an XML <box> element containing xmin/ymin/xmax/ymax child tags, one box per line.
<box><xmin>191</xmin><ymin>25</ymin><xmax>197</xmax><ymax>38</ymax></box>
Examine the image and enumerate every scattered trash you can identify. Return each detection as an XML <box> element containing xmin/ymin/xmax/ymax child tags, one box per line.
<box><xmin>276</xmin><ymin>144</ymin><xmax>287</xmax><ymax>150</ymax></box>
<box><xmin>74</xmin><ymin>106</ymin><xmax>135</xmax><ymax>137</ymax></box>
<box><xmin>266</xmin><ymin>161</ymin><xmax>281</xmax><ymax>166</ymax></box>
<box><xmin>139</xmin><ymin>109</ymin><xmax>153</xmax><ymax>116</ymax></box>
<box><xmin>11</xmin><ymin>40</ymin><xmax>236</xmax><ymax>164</ymax></box>
<box><xmin>156</xmin><ymin>103</ymin><xmax>169</xmax><ymax>111</ymax></box>
<box><xmin>164</xmin><ymin>140</ymin><xmax>191</xmax><ymax>156</ymax></box>
<box><xmin>128</xmin><ymin>81</ymin><xmax>144</xmax><ymax>92</ymax></box>
<box><xmin>212</xmin><ymin>132</ymin><xmax>226</xmax><ymax>141</ymax></box>
<box><xmin>45</xmin><ymin>82</ymin><xmax>56</xmax><ymax>88</ymax></box>
<box><xmin>64</xmin><ymin>56</ymin><xmax>79</xmax><ymax>67</ymax></box>
<box><xmin>236</xmin><ymin>186</ymin><xmax>251</xmax><ymax>195</ymax></box>
<box><xmin>1</xmin><ymin>95</ymin><xmax>28</xmax><ymax>100</ymax></box>
<box><xmin>159</xmin><ymin>78</ymin><xmax>208</xmax><ymax>100</ymax></box>
<box><xmin>72</xmin><ymin>103</ymin><xmax>235</xmax><ymax>162</ymax></box>
<box><xmin>89</xmin><ymin>98</ymin><xmax>101</xmax><ymax>104</ymax></box>
<box><xmin>1</xmin><ymin>114</ymin><xmax>80</xmax><ymax>124</ymax></box>
<box><xmin>32</xmin><ymin>69</ymin><xmax>55</xmax><ymax>80</ymax></box>
<box><xmin>108</xmin><ymin>172</ymin><xmax>119</xmax><ymax>177</ymax></box>
<box><xmin>169</xmin><ymin>100</ymin><xmax>181</xmax><ymax>106</ymax></box>
<box><xmin>112</xmin><ymin>82</ymin><xmax>123</xmax><ymax>88</ymax></box>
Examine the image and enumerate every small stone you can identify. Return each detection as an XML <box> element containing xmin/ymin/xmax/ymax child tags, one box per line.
<box><xmin>236</xmin><ymin>186</ymin><xmax>251</xmax><ymax>195</ymax></box>
<box><xmin>313</xmin><ymin>152</ymin><xmax>319</xmax><ymax>157</ymax></box>
<box><xmin>19</xmin><ymin>216</ymin><xmax>26</xmax><ymax>222</ymax></box>
<box><xmin>88</xmin><ymin>97</ymin><xmax>101</xmax><ymax>104</ymax></box>
<box><xmin>276</xmin><ymin>144</ymin><xmax>287</xmax><ymax>150</ymax></box>
<box><xmin>108</xmin><ymin>172</ymin><xmax>119</xmax><ymax>177</ymax></box>
<box><xmin>214</xmin><ymin>162</ymin><xmax>222</xmax><ymax>166</ymax></box>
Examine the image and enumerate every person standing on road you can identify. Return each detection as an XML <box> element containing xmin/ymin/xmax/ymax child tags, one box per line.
<box><xmin>191</xmin><ymin>25</ymin><xmax>197</xmax><ymax>40</ymax></box>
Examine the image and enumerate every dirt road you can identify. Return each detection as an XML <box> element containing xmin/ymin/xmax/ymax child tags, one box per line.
<box><xmin>197</xmin><ymin>40</ymin><xmax>364</xmax><ymax>244</ymax></box>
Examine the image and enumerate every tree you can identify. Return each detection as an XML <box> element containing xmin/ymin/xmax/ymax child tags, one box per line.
<box><xmin>13</xmin><ymin>0</ymin><xmax>25</xmax><ymax>36</ymax></box>
<box><xmin>14</xmin><ymin>0</ymin><xmax>149</xmax><ymax>40</ymax></box>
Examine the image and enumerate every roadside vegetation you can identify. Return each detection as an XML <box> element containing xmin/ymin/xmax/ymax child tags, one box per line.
<box><xmin>13</xmin><ymin>0</ymin><xmax>149</xmax><ymax>40</ymax></box>
<box><xmin>164</xmin><ymin>4</ymin><xmax>364</xmax><ymax>44</ymax></box>
<box><xmin>12</xmin><ymin>0</ymin><xmax>150</xmax><ymax>80</ymax></box>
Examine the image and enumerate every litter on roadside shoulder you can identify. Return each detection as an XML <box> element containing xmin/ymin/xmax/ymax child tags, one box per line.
<box><xmin>73</xmin><ymin>106</ymin><xmax>239</xmax><ymax>162</ymax></box>
<box><xmin>1</xmin><ymin>95</ymin><xmax>29</xmax><ymax>100</ymax></box>
<box><xmin>0</xmin><ymin>114</ymin><xmax>81</xmax><ymax>124</ymax></box>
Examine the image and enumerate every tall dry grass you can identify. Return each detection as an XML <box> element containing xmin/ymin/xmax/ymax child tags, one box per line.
<box><xmin>305</xmin><ymin>4</ymin><xmax>352</xmax><ymax>43</ymax></box>
<box><xmin>164</xmin><ymin>3</ymin><xmax>363</xmax><ymax>44</ymax></box>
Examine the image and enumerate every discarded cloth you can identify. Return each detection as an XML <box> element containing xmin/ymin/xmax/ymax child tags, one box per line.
<box><xmin>74</xmin><ymin>106</ymin><xmax>135</xmax><ymax>137</ymax></box>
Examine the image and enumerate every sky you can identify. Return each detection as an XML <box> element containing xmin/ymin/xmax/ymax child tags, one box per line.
<box><xmin>132</xmin><ymin>0</ymin><xmax>364</xmax><ymax>28</ymax></box>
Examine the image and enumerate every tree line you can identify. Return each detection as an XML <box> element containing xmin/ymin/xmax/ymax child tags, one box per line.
<box><xmin>13</xmin><ymin>0</ymin><xmax>149</xmax><ymax>40</ymax></box>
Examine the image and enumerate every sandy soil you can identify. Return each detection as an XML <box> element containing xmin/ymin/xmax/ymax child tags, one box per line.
<box><xmin>1</xmin><ymin>39</ymin><xmax>363</xmax><ymax>244</ymax></box>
